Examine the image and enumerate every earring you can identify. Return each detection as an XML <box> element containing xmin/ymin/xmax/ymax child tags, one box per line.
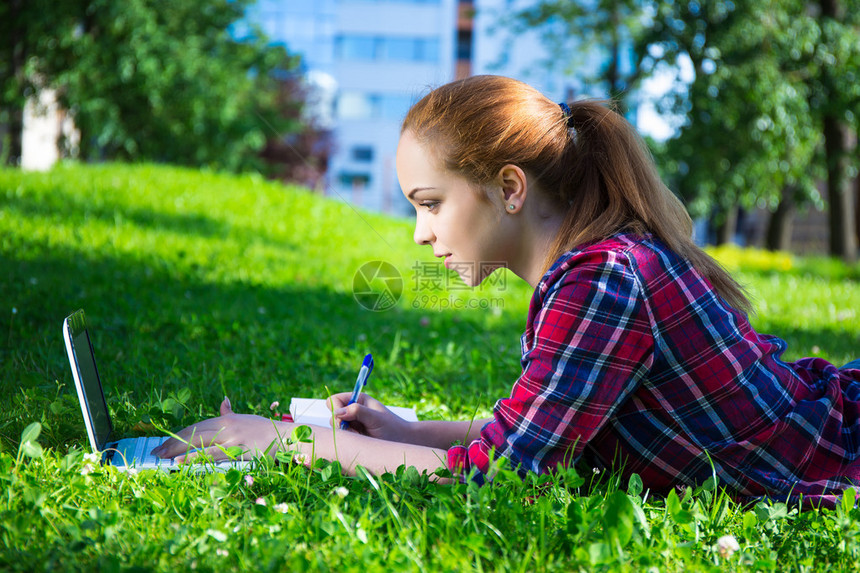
<box><xmin>508</xmin><ymin>204</ymin><xmax>516</xmax><ymax>211</ymax></box>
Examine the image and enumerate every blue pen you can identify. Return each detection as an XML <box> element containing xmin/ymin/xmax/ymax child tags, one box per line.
<box><xmin>340</xmin><ymin>353</ymin><xmax>374</xmax><ymax>430</ymax></box>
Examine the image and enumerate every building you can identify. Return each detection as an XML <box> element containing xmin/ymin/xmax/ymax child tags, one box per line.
<box><xmin>248</xmin><ymin>0</ymin><xmax>637</xmax><ymax>216</ymax></box>
<box><xmin>250</xmin><ymin>0</ymin><xmax>456</xmax><ymax>216</ymax></box>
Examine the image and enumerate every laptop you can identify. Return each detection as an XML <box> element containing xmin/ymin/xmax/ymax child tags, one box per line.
<box><xmin>63</xmin><ymin>309</ymin><xmax>250</xmax><ymax>471</ymax></box>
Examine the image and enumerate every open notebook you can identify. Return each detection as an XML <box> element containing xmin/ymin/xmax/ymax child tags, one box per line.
<box><xmin>289</xmin><ymin>398</ymin><xmax>418</xmax><ymax>427</ymax></box>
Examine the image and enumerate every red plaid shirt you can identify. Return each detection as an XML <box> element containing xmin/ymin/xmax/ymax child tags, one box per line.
<box><xmin>448</xmin><ymin>234</ymin><xmax>860</xmax><ymax>503</ymax></box>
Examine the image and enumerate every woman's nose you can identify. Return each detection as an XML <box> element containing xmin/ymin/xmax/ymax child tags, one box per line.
<box><xmin>413</xmin><ymin>214</ymin><xmax>434</xmax><ymax>245</ymax></box>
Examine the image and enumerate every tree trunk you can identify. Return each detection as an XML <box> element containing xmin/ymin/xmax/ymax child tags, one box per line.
<box><xmin>715</xmin><ymin>205</ymin><xmax>738</xmax><ymax>245</ymax></box>
<box><xmin>6</xmin><ymin>109</ymin><xmax>23</xmax><ymax>167</ymax></box>
<box><xmin>5</xmin><ymin>0</ymin><xmax>24</xmax><ymax>166</ymax></box>
<box><xmin>765</xmin><ymin>187</ymin><xmax>795</xmax><ymax>251</ymax></box>
<box><xmin>822</xmin><ymin>116</ymin><xmax>857</xmax><ymax>261</ymax></box>
<box><xmin>820</xmin><ymin>0</ymin><xmax>857</xmax><ymax>262</ymax></box>
<box><xmin>855</xmin><ymin>174</ymin><xmax>860</xmax><ymax>248</ymax></box>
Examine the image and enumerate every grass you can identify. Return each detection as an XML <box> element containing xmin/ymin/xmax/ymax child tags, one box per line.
<box><xmin>2</xmin><ymin>162</ymin><xmax>860</xmax><ymax>571</ymax></box>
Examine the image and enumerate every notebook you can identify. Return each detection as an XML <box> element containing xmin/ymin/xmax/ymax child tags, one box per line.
<box><xmin>289</xmin><ymin>397</ymin><xmax>418</xmax><ymax>427</ymax></box>
<box><xmin>63</xmin><ymin>309</ymin><xmax>250</xmax><ymax>472</ymax></box>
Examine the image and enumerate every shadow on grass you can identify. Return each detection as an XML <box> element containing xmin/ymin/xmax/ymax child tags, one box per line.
<box><xmin>0</xmin><ymin>236</ymin><xmax>525</xmax><ymax>453</ymax></box>
<box><xmin>2</xmin><ymin>222</ymin><xmax>856</xmax><ymax>454</ymax></box>
<box><xmin>754</xmin><ymin>323</ymin><xmax>860</xmax><ymax>366</ymax></box>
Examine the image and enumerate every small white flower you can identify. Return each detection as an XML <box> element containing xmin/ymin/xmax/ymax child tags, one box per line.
<box><xmin>274</xmin><ymin>502</ymin><xmax>289</xmax><ymax>514</ymax></box>
<box><xmin>269</xmin><ymin>401</ymin><xmax>279</xmax><ymax>411</ymax></box>
<box><xmin>83</xmin><ymin>452</ymin><xmax>101</xmax><ymax>464</ymax></box>
<box><xmin>255</xmin><ymin>497</ymin><xmax>266</xmax><ymax>506</ymax></box>
<box><xmin>216</xmin><ymin>549</ymin><xmax>229</xmax><ymax>557</ymax></box>
<box><xmin>293</xmin><ymin>453</ymin><xmax>308</xmax><ymax>465</ymax></box>
<box><xmin>81</xmin><ymin>463</ymin><xmax>95</xmax><ymax>475</ymax></box>
<box><xmin>232</xmin><ymin>525</ymin><xmax>241</xmax><ymax>533</ymax></box>
<box><xmin>244</xmin><ymin>475</ymin><xmax>254</xmax><ymax>487</ymax></box>
<box><xmin>717</xmin><ymin>534</ymin><xmax>740</xmax><ymax>558</ymax></box>
<box><xmin>592</xmin><ymin>467</ymin><xmax>601</xmax><ymax>475</ymax></box>
<box><xmin>334</xmin><ymin>486</ymin><xmax>349</xmax><ymax>499</ymax></box>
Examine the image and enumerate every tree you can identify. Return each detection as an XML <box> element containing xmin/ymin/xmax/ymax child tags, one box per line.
<box><xmin>0</xmin><ymin>0</ymin><xmax>69</xmax><ymax>165</ymax></box>
<box><xmin>0</xmin><ymin>0</ymin><xmax>302</xmax><ymax>173</ymax></box>
<box><xmin>512</xmin><ymin>0</ymin><xmax>649</xmax><ymax>111</ymax></box>
<box><xmin>642</xmin><ymin>0</ymin><xmax>823</xmax><ymax>248</ymax></box>
<box><xmin>813</xmin><ymin>0</ymin><xmax>860</xmax><ymax>260</ymax></box>
<box><xmin>517</xmin><ymin>0</ymin><xmax>860</xmax><ymax>257</ymax></box>
<box><xmin>259</xmin><ymin>73</ymin><xmax>333</xmax><ymax>190</ymax></box>
<box><xmin>645</xmin><ymin>0</ymin><xmax>859</xmax><ymax>258</ymax></box>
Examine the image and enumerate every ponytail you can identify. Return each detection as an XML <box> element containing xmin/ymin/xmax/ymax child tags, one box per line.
<box><xmin>549</xmin><ymin>100</ymin><xmax>752</xmax><ymax>314</ymax></box>
<box><xmin>403</xmin><ymin>76</ymin><xmax>752</xmax><ymax>315</ymax></box>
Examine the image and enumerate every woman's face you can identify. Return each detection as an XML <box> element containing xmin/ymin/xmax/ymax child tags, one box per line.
<box><xmin>396</xmin><ymin>130</ymin><xmax>514</xmax><ymax>287</ymax></box>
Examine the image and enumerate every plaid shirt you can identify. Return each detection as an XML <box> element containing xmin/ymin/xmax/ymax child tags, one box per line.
<box><xmin>447</xmin><ymin>233</ymin><xmax>860</xmax><ymax>503</ymax></box>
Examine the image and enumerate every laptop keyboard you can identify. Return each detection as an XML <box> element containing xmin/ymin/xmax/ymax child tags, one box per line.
<box><xmin>106</xmin><ymin>436</ymin><xmax>249</xmax><ymax>471</ymax></box>
<box><xmin>110</xmin><ymin>436</ymin><xmax>174</xmax><ymax>469</ymax></box>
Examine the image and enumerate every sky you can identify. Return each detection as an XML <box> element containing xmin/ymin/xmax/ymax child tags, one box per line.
<box><xmin>635</xmin><ymin>54</ymin><xmax>696</xmax><ymax>141</ymax></box>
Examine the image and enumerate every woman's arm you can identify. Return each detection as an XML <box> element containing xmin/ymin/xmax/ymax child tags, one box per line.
<box><xmin>328</xmin><ymin>391</ymin><xmax>491</xmax><ymax>449</ymax></box>
<box><xmin>291</xmin><ymin>425</ymin><xmax>450</xmax><ymax>477</ymax></box>
<box><xmin>399</xmin><ymin>419</ymin><xmax>492</xmax><ymax>449</ymax></box>
<box><xmin>151</xmin><ymin>397</ymin><xmax>471</xmax><ymax>478</ymax></box>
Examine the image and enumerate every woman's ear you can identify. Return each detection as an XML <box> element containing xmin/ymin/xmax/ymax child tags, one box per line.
<box><xmin>497</xmin><ymin>164</ymin><xmax>528</xmax><ymax>213</ymax></box>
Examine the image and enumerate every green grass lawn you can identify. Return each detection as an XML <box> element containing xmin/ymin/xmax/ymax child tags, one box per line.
<box><xmin>2</xmin><ymin>163</ymin><xmax>859</xmax><ymax>571</ymax></box>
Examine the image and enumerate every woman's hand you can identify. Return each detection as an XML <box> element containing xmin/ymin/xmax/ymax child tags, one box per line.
<box><xmin>328</xmin><ymin>392</ymin><xmax>412</xmax><ymax>443</ymax></box>
<box><xmin>151</xmin><ymin>397</ymin><xmax>291</xmax><ymax>462</ymax></box>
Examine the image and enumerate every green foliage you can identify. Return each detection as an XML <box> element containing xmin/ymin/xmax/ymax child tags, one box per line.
<box><xmin>642</xmin><ymin>0</ymin><xmax>860</xmax><ymax>257</ymax></box>
<box><xmin>0</xmin><ymin>0</ymin><xmax>299</xmax><ymax>171</ymax></box>
<box><xmin>1</xmin><ymin>163</ymin><xmax>859</xmax><ymax>570</ymax></box>
<box><xmin>516</xmin><ymin>0</ymin><xmax>860</xmax><ymax>255</ymax></box>
<box><xmin>508</xmin><ymin>0</ymin><xmax>647</xmax><ymax>109</ymax></box>
<box><xmin>644</xmin><ymin>0</ymin><xmax>828</xmax><ymax>217</ymax></box>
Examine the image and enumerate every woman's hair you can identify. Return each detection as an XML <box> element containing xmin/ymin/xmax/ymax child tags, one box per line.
<box><xmin>402</xmin><ymin>75</ymin><xmax>751</xmax><ymax>314</ymax></box>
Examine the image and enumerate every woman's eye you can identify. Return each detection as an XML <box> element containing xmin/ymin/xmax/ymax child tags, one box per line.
<box><xmin>420</xmin><ymin>201</ymin><xmax>440</xmax><ymax>212</ymax></box>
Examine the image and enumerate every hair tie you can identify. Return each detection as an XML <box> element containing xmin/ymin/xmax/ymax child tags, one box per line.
<box><xmin>559</xmin><ymin>102</ymin><xmax>573</xmax><ymax>128</ymax></box>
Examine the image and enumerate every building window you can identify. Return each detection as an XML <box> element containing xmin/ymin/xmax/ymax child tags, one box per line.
<box><xmin>337</xmin><ymin>36</ymin><xmax>377</xmax><ymax>60</ymax></box>
<box><xmin>342</xmin><ymin>0</ymin><xmax>441</xmax><ymax>3</ymax></box>
<box><xmin>337</xmin><ymin>91</ymin><xmax>416</xmax><ymax>122</ymax></box>
<box><xmin>339</xmin><ymin>172</ymin><xmax>371</xmax><ymax>189</ymax></box>
<box><xmin>383</xmin><ymin>38</ymin><xmax>417</xmax><ymax>62</ymax></box>
<box><xmin>377</xmin><ymin>94</ymin><xmax>414</xmax><ymax>121</ymax></box>
<box><xmin>336</xmin><ymin>35</ymin><xmax>440</xmax><ymax>64</ymax></box>
<box><xmin>456</xmin><ymin>30</ymin><xmax>472</xmax><ymax>60</ymax></box>
<box><xmin>416</xmin><ymin>38</ymin><xmax>440</xmax><ymax>63</ymax></box>
<box><xmin>338</xmin><ymin>92</ymin><xmax>374</xmax><ymax>119</ymax></box>
<box><xmin>351</xmin><ymin>146</ymin><xmax>374</xmax><ymax>162</ymax></box>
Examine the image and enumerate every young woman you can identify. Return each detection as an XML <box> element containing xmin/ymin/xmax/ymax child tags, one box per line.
<box><xmin>154</xmin><ymin>75</ymin><xmax>860</xmax><ymax>505</ymax></box>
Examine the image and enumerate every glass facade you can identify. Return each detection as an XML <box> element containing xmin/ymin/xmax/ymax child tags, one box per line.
<box><xmin>337</xmin><ymin>92</ymin><xmax>416</xmax><ymax>122</ymax></box>
<box><xmin>336</xmin><ymin>36</ymin><xmax>440</xmax><ymax>64</ymax></box>
<box><xmin>246</xmin><ymin>0</ymin><xmax>454</xmax><ymax>215</ymax></box>
<box><xmin>341</xmin><ymin>0</ymin><xmax>440</xmax><ymax>3</ymax></box>
<box><xmin>351</xmin><ymin>146</ymin><xmax>374</xmax><ymax>162</ymax></box>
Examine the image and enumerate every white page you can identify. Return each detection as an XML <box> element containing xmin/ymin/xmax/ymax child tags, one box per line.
<box><xmin>289</xmin><ymin>398</ymin><xmax>418</xmax><ymax>428</ymax></box>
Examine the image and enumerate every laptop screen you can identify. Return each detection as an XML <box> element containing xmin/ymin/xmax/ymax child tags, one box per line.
<box><xmin>64</xmin><ymin>310</ymin><xmax>113</xmax><ymax>450</ymax></box>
